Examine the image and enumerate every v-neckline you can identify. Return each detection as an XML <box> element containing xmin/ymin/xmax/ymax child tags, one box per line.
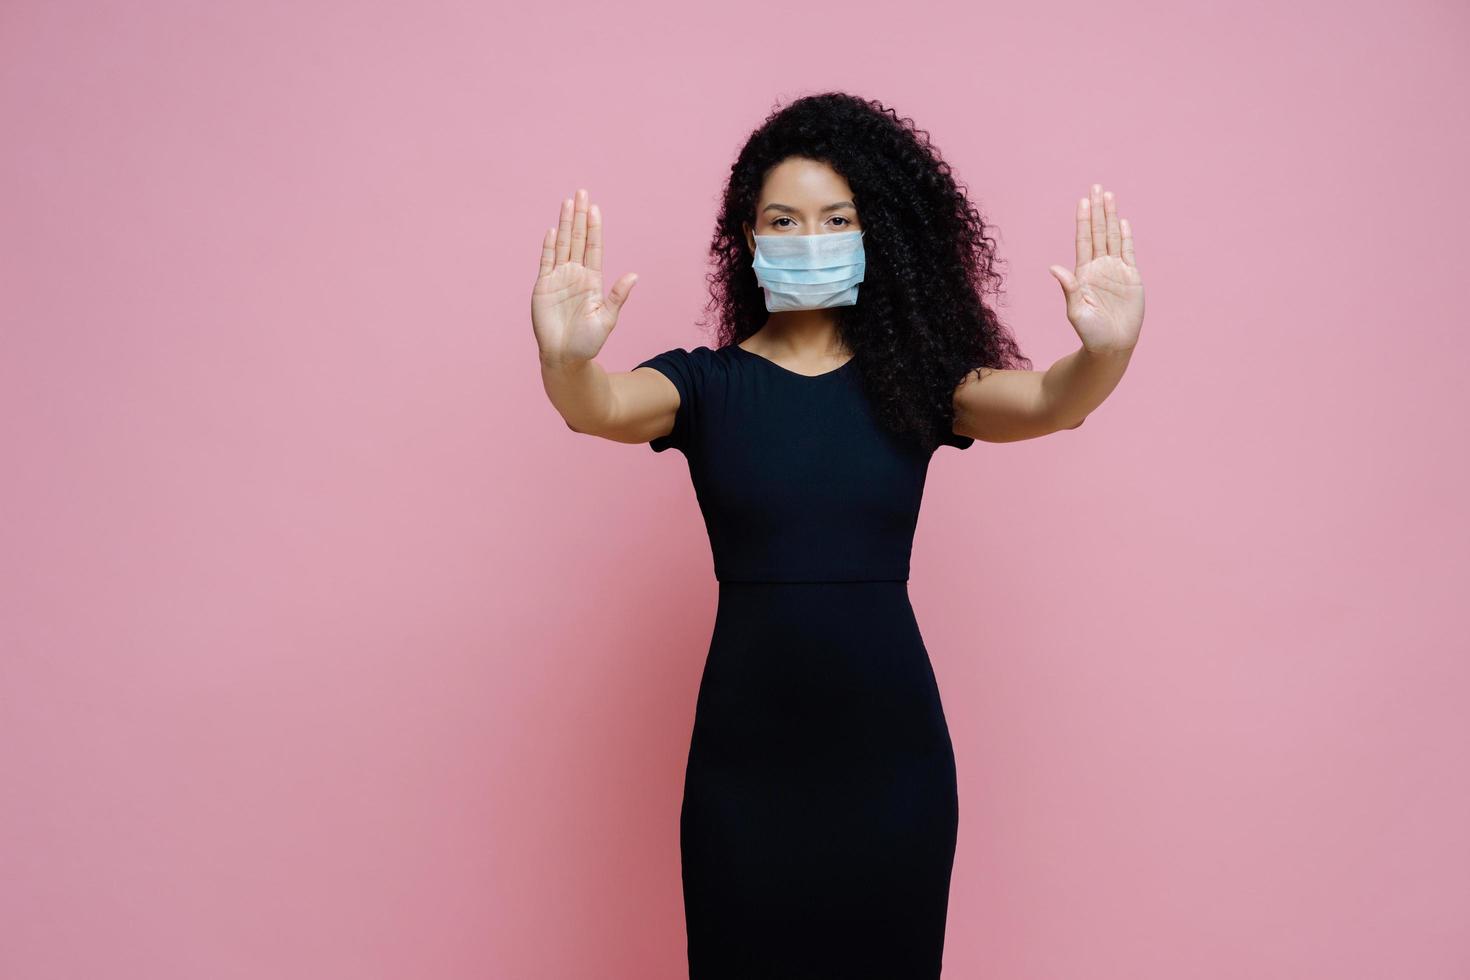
<box><xmin>734</xmin><ymin>343</ymin><xmax>857</xmax><ymax>379</ymax></box>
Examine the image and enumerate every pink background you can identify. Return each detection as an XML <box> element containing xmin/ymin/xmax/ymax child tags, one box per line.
<box><xmin>3</xmin><ymin>1</ymin><xmax>1467</xmax><ymax>978</ymax></box>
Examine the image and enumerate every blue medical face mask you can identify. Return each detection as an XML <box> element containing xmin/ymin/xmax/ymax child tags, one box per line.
<box><xmin>750</xmin><ymin>229</ymin><xmax>866</xmax><ymax>312</ymax></box>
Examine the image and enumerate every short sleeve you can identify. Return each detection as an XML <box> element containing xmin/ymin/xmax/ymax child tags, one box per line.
<box><xmin>634</xmin><ymin>346</ymin><xmax>703</xmax><ymax>454</ymax></box>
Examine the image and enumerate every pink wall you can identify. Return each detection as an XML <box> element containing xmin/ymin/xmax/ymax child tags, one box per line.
<box><xmin>3</xmin><ymin>1</ymin><xmax>1467</xmax><ymax>977</ymax></box>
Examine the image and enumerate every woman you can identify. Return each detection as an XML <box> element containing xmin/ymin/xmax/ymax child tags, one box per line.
<box><xmin>534</xmin><ymin>92</ymin><xmax>1143</xmax><ymax>978</ymax></box>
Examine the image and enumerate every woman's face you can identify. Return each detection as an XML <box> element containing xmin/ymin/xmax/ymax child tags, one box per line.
<box><xmin>743</xmin><ymin>157</ymin><xmax>862</xmax><ymax>253</ymax></box>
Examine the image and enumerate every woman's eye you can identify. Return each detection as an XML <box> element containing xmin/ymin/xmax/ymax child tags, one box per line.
<box><xmin>770</xmin><ymin>215</ymin><xmax>853</xmax><ymax>229</ymax></box>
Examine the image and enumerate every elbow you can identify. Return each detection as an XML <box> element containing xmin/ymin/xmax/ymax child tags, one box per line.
<box><xmin>1051</xmin><ymin>412</ymin><xmax>1086</xmax><ymax>432</ymax></box>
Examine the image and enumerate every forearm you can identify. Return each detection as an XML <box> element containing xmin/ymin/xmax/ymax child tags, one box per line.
<box><xmin>540</xmin><ymin>352</ymin><xmax>616</xmax><ymax>433</ymax></box>
<box><xmin>1039</xmin><ymin>344</ymin><xmax>1134</xmax><ymax>429</ymax></box>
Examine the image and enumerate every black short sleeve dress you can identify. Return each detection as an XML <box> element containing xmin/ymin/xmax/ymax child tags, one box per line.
<box><xmin>634</xmin><ymin>342</ymin><xmax>973</xmax><ymax>979</ymax></box>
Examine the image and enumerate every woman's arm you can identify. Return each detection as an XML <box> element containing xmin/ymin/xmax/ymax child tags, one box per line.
<box><xmin>953</xmin><ymin>182</ymin><xmax>1144</xmax><ymax>444</ymax></box>
<box><xmin>541</xmin><ymin>354</ymin><xmax>679</xmax><ymax>446</ymax></box>
<box><xmin>532</xmin><ymin>187</ymin><xmax>676</xmax><ymax>445</ymax></box>
<box><xmin>952</xmin><ymin>345</ymin><xmax>1133</xmax><ymax>444</ymax></box>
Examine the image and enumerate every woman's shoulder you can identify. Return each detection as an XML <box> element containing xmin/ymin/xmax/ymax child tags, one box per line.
<box><xmin>633</xmin><ymin>343</ymin><xmax>734</xmax><ymax>386</ymax></box>
<box><xmin>631</xmin><ymin>343</ymin><xmax>735</xmax><ymax>456</ymax></box>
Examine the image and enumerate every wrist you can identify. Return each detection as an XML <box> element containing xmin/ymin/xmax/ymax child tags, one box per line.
<box><xmin>1080</xmin><ymin>342</ymin><xmax>1135</xmax><ymax>359</ymax></box>
<box><xmin>539</xmin><ymin>349</ymin><xmax>586</xmax><ymax>372</ymax></box>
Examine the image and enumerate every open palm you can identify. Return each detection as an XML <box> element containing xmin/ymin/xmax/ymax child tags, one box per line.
<box><xmin>532</xmin><ymin>188</ymin><xmax>638</xmax><ymax>364</ymax></box>
<box><xmin>1048</xmin><ymin>184</ymin><xmax>1145</xmax><ymax>355</ymax></box>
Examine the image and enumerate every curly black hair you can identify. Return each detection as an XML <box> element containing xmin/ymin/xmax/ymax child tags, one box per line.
<box><xmin>699</xmin><ymin>91</ymin><xmax>1032</xmax><ymax>453</ymax></box>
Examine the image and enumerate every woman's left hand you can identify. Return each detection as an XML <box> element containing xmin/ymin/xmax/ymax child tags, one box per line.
<box><xmin>1048</xmin><ymin>183</ymin><xmax>1145</xmax><ymax>355</ymax></box>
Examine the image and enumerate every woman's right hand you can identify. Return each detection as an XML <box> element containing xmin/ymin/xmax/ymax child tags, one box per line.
<box><xmin>532</xmin><ymin>188</ymin><xmax>639</xmax><ymax>367</ymax></box>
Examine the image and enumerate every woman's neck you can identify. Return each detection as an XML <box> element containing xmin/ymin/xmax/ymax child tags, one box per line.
<box><xmin>742</xmin><ymin>312</ymin><xmax>851</xmax><ymax>360</ymax></box>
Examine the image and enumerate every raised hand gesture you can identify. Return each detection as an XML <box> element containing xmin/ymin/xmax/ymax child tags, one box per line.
<box><xmin>1048</xmin><ymin>184</ymin><xmax>1145</xmax><ymax>355</ymax></box>
<box><xmin>532</xmin><ymin>188</ymin><xmax>639</xmax><ymax>366</ymax></box>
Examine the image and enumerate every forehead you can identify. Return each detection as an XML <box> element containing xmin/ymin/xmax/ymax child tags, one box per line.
<box><xmin>757</xmin><ymin>157</ymin><xmax>856</xmax><ymax>209</ymax></box>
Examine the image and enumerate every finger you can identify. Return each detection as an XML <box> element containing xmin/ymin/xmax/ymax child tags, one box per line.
<box><xmin>1120</xmin><ymin>217</ymin><xmax>1137</xmax><ymax>268</ymax></box>
<box><xmin>1048</xmin><ymin>264</ymin><xmax>1076</xmax><ymax>294</ymax></box>
<box><xmin>605</xmin><ymin>272</ymin><xmax>638</xmax><ymax>313</ymax></box>
<box><xmin>1104</xmin><ymin>190</ymin><xmax>1121</xmax><ymax>258</ymax></box>
<box><xmin>555</xmin><ymin>196</ymin><xmax>573</xmax><ymax>266</ymax></box>
<box><xmin>570</xmin><ymin>188</ymin><xmax>589</xmax><ymax>266</ymax></box>
<box><xmin>1074</xmin><ymin>195</ymin><xmax>1092</xmax><ymax>267</ymax></box>
<box><xmin>538</xmin><ymin>227</ymin><xmax>556</xmax><ymax>278</ymax></box>
<box><xmin>1090</xmin><ymin>183</ymin><xmax>1106</xmax><ymax>259</ymax></box>
<box><xmin>585</xmin><ymin>202</ymin><xmax>603</xmax><ymax>274</ymax></box>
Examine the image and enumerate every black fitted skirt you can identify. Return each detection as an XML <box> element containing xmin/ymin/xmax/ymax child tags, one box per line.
<box><xmin>679</xmin><ymin>580</ymin><xmax>959</xmax><ymax>979</ymax></box>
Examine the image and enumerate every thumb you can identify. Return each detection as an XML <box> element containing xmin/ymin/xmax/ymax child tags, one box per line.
<box><xmin>605</xmin><ymin>272</ymin><xmax>638</xmax><ymax>313</ymax></box>
<box><xmin>1048</xmin><ymin>265</ymin><xmax>1077</xmax><ymax>296</ymax></box>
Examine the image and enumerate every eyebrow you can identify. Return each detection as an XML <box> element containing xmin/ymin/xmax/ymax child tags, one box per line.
<box><xmin>761</xmin><ymin>201</ymin><xmax>856</xmax><ymax>214</ymax></box>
